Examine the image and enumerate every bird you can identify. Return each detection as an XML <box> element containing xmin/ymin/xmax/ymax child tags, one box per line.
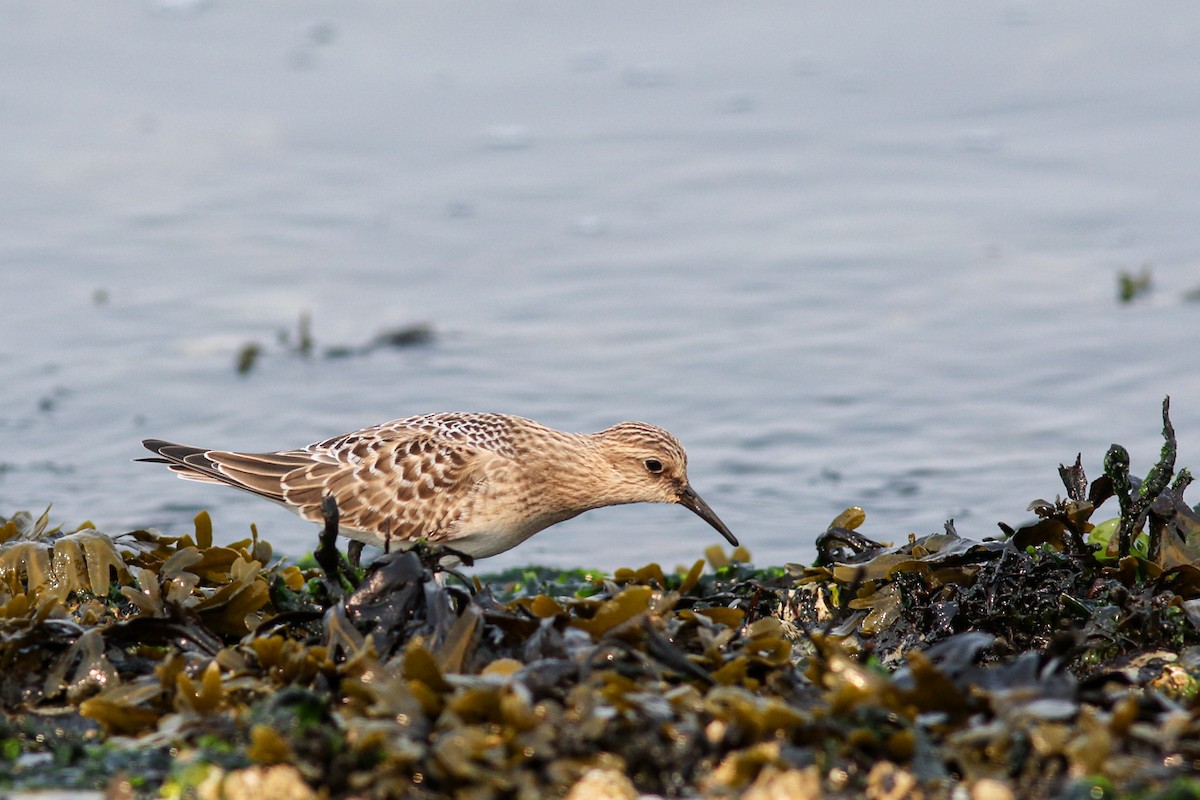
<box><xmin>140</xmin><ymin>412</ymin><xmax>737</xmax><ymax>559</ymax></box>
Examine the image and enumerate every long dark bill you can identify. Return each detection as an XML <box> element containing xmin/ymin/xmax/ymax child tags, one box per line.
<box><xmin>677</xmin><ymin>484</ymin><xmax>739</xmax><ymax>547</ymax></box>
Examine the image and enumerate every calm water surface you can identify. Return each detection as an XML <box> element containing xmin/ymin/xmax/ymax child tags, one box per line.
<box><xmin>2</xmin><ymin>3</ymin><xmax>1199</xmax><ymax>571</ymax></box>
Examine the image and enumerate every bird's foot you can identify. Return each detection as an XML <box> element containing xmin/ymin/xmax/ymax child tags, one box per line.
<box><xmin>406</xmin><ymin>540</ymin><xmax>475</xmax><ymax>589</ymax></box>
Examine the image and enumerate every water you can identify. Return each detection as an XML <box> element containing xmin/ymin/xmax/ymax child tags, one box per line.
<box><xmin>2</xmin><ymin>2</ymin><xmax>1199</xmax><ymax>572</ymax></box>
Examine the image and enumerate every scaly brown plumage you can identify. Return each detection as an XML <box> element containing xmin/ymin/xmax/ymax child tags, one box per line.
<box><xmin>140</xmin><ymin>412</ymin><xmax>737</xmax><ymax>558</ymax></box>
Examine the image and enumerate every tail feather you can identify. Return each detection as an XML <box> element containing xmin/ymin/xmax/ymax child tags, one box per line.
<box><xmin>140</xmin><ymin>439</ymin><xmax>296</xmax><ymax>502</ymax></box>
<box><xmin>141</xmin><ymin>439</ymin><xmax>222</xmax><ymax>479</ymax></box>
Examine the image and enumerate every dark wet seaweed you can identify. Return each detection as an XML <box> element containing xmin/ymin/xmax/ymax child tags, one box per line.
<box><xmin>3</xmin><ymin>400</ymin><xmax>1200</xmax><ymax>798</ymax></box>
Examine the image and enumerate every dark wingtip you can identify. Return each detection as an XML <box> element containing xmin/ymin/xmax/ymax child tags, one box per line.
<box><xmin>138</xmin><ymin>439</ymin><xmax>209</xmax><ymax>467</ymax></box>
<box><xmin>138</xmin><ymin>439</ymin><xmax>175</xmax><ymax>464</ymax></box>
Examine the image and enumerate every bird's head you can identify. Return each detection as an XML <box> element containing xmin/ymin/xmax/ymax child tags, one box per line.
<box><xmin>594</xmin><ymin>421</ymin><xmax>738</xmax><ymax>547</ymax></box>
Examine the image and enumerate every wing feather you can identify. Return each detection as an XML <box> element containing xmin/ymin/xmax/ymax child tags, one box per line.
<box><xmin>279</xmin><ymin>433</ymin><xmax>499</xmax><ymax>542</ymax></box>
<box><xmin>142</xmin><ymin>428</ymin><xmax>504</xmax><ymax>545</ymax></box>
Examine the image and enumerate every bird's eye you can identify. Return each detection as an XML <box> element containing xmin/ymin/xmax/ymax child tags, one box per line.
<box><xmin>644</xmin><ymin>458</ymin><xmax>664</xmax><ymax>474</ymax></box>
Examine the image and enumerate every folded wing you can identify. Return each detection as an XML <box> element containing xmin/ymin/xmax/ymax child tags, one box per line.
<box><xmin>141</xmin><ymin>430</ymin><xmax>500</xmax><ymax>543</ymax></box>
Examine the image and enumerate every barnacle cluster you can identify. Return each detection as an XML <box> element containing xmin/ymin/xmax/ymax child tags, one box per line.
<box><xmin>2</xmin><ymin>401</ymin><xmax>1200</xmax><ymax>799</ymax></box>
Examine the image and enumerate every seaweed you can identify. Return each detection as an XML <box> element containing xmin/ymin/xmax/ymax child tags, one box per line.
<box><xmin>1117</xmin><ymin>266</ymin><xmax>1152</xmax><ymax>303</ymax></box>
<box><xmin>236</xmin><ymin>312</ymin><xmax>435</xmax><ymax>374</ymax></box>
<box><xmin>3</xmin><ymin>402</ymin><xmax>1200</xmax><ymax>798</ymax></box>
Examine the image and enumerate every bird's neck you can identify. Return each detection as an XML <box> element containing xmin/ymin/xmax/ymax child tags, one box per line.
<box><xmin>523</xmin><ymin>432</ymin><xmax>629</xmax><ymax>513</ymax></box>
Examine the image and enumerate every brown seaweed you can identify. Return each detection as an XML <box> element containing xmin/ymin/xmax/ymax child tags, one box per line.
<box><xmin>3</xmin><ymin>402</ymin><xmax>1200</xmax><ymax>798</ymax></box>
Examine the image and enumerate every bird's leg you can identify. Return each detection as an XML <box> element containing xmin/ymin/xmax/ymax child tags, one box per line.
<box><xmin>404</xmin><ymin>539</ymin><xmax>475</xmax><ymax>591</ymax></box>
<box><xmin>411</xmin><ymin>540</ymin><xmax>475</xmax><ymax>572</ymax></box>
<box><xmin>436</xmin><ymin>558</ymin><xmax>477</xmax><ymax>594</ymax></box>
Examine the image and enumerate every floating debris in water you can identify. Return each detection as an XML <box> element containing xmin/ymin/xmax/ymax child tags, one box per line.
<box><xmin>235</xmin><ymin>313</ymin><xmax>434</xmax><ymax>374</ymax></box>
<box><xmin>234</xmin><ymin>341</ymin><xmax>261</xmax><ymax>375</ymax></box>
<box><xmin>361</xmin><ymin>322</ymin><xmax>435</xmax><ymax>353</ymax></box>
<box><xmin>1117</xmin><ymin>265</ymin><xmax>1152</xmax><ymax>303</ymax></box>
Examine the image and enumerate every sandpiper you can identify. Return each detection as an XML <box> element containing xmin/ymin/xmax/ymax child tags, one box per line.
<box><xmin>141</xmin><ymin>412</ymin><xmax>737</xmax><ymax>558</ymax></box>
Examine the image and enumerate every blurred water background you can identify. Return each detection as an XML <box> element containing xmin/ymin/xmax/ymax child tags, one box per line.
<box><xmin>2</xmin><ymin>2</ymin><xmax>1199</xmax><ymax>572</ymax></box>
